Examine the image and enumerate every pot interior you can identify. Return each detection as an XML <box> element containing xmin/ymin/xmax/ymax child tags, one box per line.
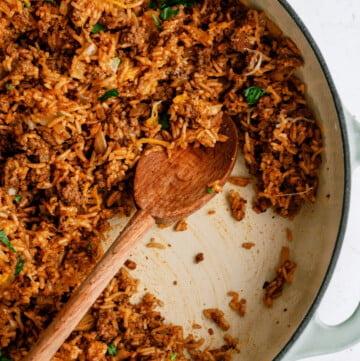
<box><xmin>102</xmin><ymin>1</ymin><xmax>347</xmax><ymax>360</ymax></box>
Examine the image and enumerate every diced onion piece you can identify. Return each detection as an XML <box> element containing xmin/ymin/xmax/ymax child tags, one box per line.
<box><xmin>110</xmin><ymin>57</ymin><xmax>121</xmax><ymax>74</ymax></box>
<box><xmin>27</xmin><ymin>118</ymin><xmax>36</xmax><ymax>130</ymax></box>
<box><xmin>94</xmin><ymin>129</ymin><xmax>107</xmax><ymax>154</ymax></box>
<box><xmin>7</xmin><ymin>188</ymin><xmax>16</xmax><ymax>196</ymax></box>
<box><xmin>38</xmin><ymin>115</ymin><xmax>56</xmax><ymax>126</ymax></box>
<box><xmin>145</xmin><ymin>100</ymin><xmax>162</xmax><ymax>128</ymax></box>
<box><xmin>86</xmin><ymin>43</ymin><xmax>97</xmax><ymax>56</ymax></box>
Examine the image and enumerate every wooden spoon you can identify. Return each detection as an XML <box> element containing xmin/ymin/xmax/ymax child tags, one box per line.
<box><xmin>23</xmin><ymin>116</ymin><xmax>238</xmax><ymax>361</ymax></box>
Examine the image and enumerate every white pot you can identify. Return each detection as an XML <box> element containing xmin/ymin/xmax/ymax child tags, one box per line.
<box><xmin>101</xmin><ymin>1</ymin><xmax>359</xmax><ymax>360</ymax></box>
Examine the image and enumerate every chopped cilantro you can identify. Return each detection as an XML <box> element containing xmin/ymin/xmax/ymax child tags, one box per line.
<box><xmin>206</xmin><ymin>187</ymin><xmax>213</xmax><ymax>194</ymax></box>
<box><xmin>169</xmin><ymin>352</ymin><xmax>177</xmax><ymax>360</ymax></box>
<box><xmin>57</xmin><ymin>112</ymin><xmax>63</xmax><ymax>116</ymax></box>
<box><xmin>150</xmin><ymin>0</ymin><xmax>194</xmax><ymax>21</ymax></box>
<box><xmin>159</xmin><ymin>112</ymin><xmax>170</xmax><ymax>130</ymax></box>
<box><xmin>14</xmin><ymin>195</ymin><xmax>22</xmax><ymax>202</ymax></box>
<box><xmin>99</xmin><ymin>89</ymin><xmax>119</xmax><ymax>102</ymax></box>
<box><xmin>22</xmin><ymin>1</ymin><xmax>31</xmax><ymax>9</ymax></box>
<box><xmin>243</xmin><ymin>86</ymin><xmax>267</xmax><ymax>106</ymax></box>
<box><xmin>107</xmin><ymin>343</ymin><xmax>117</xmax><ymax>356</ymax></box>
<box><xmin>91</xmin><ymin>23</ymin><xmax>106</xmax><ymax>34</ymax></box>
<box><xmin>160</xmin><ymin>7</ymin><xmax>179</xmax><ymax>20</ymax></box>
<box><xmin>152</xmin><ymin>13</ymin><xmax>161</xmax><ymax>30</ymax></box>
<box><xmin>14</xmin><ymin>255</ymin><xmax>26</xmax><ymax>276</ymax></box>
<box><xmin>85</xmin><ymin>242</ymin><xmax>92</xmax><ymax>250</ymax></box>
<box><xmin>150</xmin><ymin>0</ymin><xmax>195</xmax><ymax>9</ymax></box>
<box><xmin>0</xmin><ymin>351</ymin><xmax>14</xmax><ymax>361</ymax></box>
<box><xmin>6</xmin><ymin>84</ymin><xmax>13</xmax><ymax>90</ymax></box>
<box><xmin>44</xmin><ymin>0</ymin><xmax>54</xmax><ymax>2</ymax></box>
<box><xmin>0</xmin><ymin>230</ymin><xmax>16</xmax><ymax>253</ymax></box>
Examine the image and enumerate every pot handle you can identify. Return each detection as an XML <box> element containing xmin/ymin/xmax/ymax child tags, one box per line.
<box><xmin>283</xmin><ymin>303</ymin><xmax>360</xmax><ymax>360</ymax></box>
<box><xmin>347</xmin><ymin>109</ymin><xmax>360</xmax><ymax>170</ymax></box>
<box><xmin>283</xmin><ymin>109</ymin><xmax>360</xmax><ymax>361</ymax></box>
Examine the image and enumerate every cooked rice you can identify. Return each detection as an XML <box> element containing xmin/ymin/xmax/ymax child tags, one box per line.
<box><xmin>227</xmin><ymin>176</ymin><xmax>253</xmax><ymax>187</ymax></box>
<box><xmin>263</xmin><ymin>247</ymin><xmax>297</xmax><ymax>308</ymax></box>
<box><xmin>203</xmin><ymin>308</ymin><xmax>230</xmax><ymax>331</ymax></box>
<box><xmin>241</xmin><ymin>242</ymin><xmax>255</xmax><ymax>250</ymax></box>
<box><xmin>227</xmin><ymin>291</ymin><xmax>246</xmax><ymax>317</ymax></box>
<box><xmin>228</xmin><ymin>189</ymin><xmax>247</xmax><ymax>221</ymax></box>
<box><xmin>0</xmin><ymin>0</ymin><xmax>321</xmax><ymax>359</ymax></box>
<box><xmin>174</xmin><ymin>219</ymin><xmax>188</xmax><ymax>232</ymax></box>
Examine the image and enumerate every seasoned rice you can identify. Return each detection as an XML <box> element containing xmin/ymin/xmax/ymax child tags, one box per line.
<box><xmin>0</xmin><ymin>0</ymin><xmax>321</xmax><ymax>359</ymax></box>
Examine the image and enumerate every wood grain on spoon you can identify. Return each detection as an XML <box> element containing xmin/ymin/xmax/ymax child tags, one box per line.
<box><xmin>23</xmin><ymin>116</ymin><xmax>238</xmax><ymax>361</ymax></box>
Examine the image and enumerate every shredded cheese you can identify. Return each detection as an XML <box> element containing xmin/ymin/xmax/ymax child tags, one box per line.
<box><xmin>173</xmin><ymin>92</ymin><xmax>188</xmax><ymax>104</ymax></box>
<box><xmin>137</xmin><ymin>138</ymin><xmax>171</xmax><ymax>149</ymax></box>
<box><xmin>106</xmin><ymin>0</ymin><xmax>144</xmax><ymax>9</ymax></box>
<box><xmin>145</xmin><ymin>101</ymin><xmax>162</xmax><ymax>128</ymax></box>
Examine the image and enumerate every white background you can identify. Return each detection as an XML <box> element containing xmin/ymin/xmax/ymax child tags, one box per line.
<box><xmin>286</xmin><ymin>1</ymin><xmax>360</xmax><ymax>360</ymax></box>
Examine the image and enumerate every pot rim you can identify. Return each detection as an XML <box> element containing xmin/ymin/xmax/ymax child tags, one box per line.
<box><xmin>274</xmin><ymin>1</ymin><xmax>352</xmax><ymax>359</ymax></box>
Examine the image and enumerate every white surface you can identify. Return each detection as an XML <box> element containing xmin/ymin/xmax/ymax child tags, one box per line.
<box><xmin>286</xmin><ymin>1</ymin><xmax>360</xmax><ymax>360</ymax></box>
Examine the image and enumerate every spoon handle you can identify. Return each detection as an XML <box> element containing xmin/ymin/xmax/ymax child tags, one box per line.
<box><xmin>23</xmin><ymin>209</ymin><xmax>155</xmax><ymax>361</ymax></box>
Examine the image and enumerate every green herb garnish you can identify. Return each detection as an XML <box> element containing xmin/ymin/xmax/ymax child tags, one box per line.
<box><xmin>6</xmin><ymin>84</ymin><xmax>13</xmax><ymax>90</ymax></box>
<box><xmin>0</xmin><ymin>230</ymin><xmax>16</xmax><ymax>253</ymax></box>
<box><xmin>14</xmin><ymin>195</ymin><xmax>22</xmax><ymax>202</ymax></box>
<box><xmin>244</xmin><ymin>86</ymin><xmax>267</xmax><ymax>106</ymax></box>
<box><xmin>159</xmin><ymin>112</ymin><xmax>170</xmax><ymax>130</ymax></box>
<box><xmin>91</xmin><ymin>23</ymin><xmax>106</xmax><ymax>34</ymax></box>
<box><xmin>169</xmin><ymin>352</ymin><xmax>177</xmax><ymax>360</ymax></box>
<box><xmin>206</xmin><ymin>187</ymin><xmax>213</xmax><ymax>194</ymax></box>
<box><xmin>44</xmin><ymin>0</ymin><xmax>54</xmax><ymax>2</ymax></box>
<box><xmin>0</xmin><ymin>351</ymin><xmax>14</xmax><ymax>361</ymax></box>
<box><xmin>22</xmin><ymin>1</ymin><xmax>31</xmax><ymax>9</ymax></box>
<box><xmin>57</xmin><ymin>112</ymin><xmax>63</xmax><ymax>116</ymax></box>
<box><xmin>85</xmin><ymin>242</ymin><xmax>92</xmax><ymax>250</ymax></box>
<box><xmin>107</xmin><ymin>343</ymin><xmax>117</xmax><ymax>356</ymax></box>
<box><xmin>152</xmin><ymin>13</ymin><xmax>162</xmax><ymax>30</ymax></box>
<box><xmin>99</xmin><ymin>89</ymin><xmax>119</xmax><ymax>102</ymax></box>
<box><xmin>14</xmin><ymin>255</ymin><xmax>25</xmax><ymax>276</ymax></box>
<box><xmin>150</xmin><ymin>0</ymin><xmax>194</xmax><ymax>21</ymax></box>
<box><xmin>150</xmin><ymin>0</ymin><xmax>195</xmax><ymax>9</ymax></box>
<box><xmin>160</xmin><ymin>7</ymin><xmax>179</xmax><ymax>20</ymax></box>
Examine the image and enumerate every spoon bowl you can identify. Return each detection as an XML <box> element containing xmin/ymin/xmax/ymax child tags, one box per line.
<box><xmin>24</xmin><ymin>116</ymin><xmax>238</xmax><ymax>361</ymax></box>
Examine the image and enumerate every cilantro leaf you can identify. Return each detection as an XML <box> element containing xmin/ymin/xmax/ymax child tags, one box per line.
<box><xmin>206</xmin><ymin>187</ymin><xmax>213</xmax><ymax>194</ymax></box>
<box><xmin>149</xmin><ymin>0</ymin><xmax>157</xmax><ymax>8</ymax></box>
<box><xmin>244</xmin><ymin>86</ymin><xmax>267</xmax><ymax>106</ymax></box>
<box><xmin>169</xmin><ymin>352</ymin><xmax>177</xmax><ymax>360</ymax></box>
<box><xmin>0</xmin><ymin>351</ymin><xmax>14</xmax><ymax>361</ymax></box>
<box><xmin>152</xmin><ymin>13</ymin><xmax>162</xmax><ymax>30</ymax></box>
<box><xmin>0</xmin><ymin>230</ymin><xmax>16</xmax><ymax>253</ymax></box>
<box><xmin>150</xmin><ymin>0</ymin><xmax>194</xmax><ymax>8</ymax></box>
<box><xmin>107</xmin><ymin>343</ymin><xmax>117</xmax><ymax>356</ymax></box>
<box><xmin>22</xmin><ymin>1</ymin><xmax>31</xmax><ymax>9</ymax></box>
<box><xmin>160</xmin><ymin>7</ymin><xmax>179</xmax><ymax>20</ymax></box>
<box><xmin>99</xmin><ymin>89</ymin><xmax>119</xmax><ymax>102</ymax></box>
<box><xmin>14</xmin><ymin>255</ymin><xmax>26</xmax><ymax>276</ymax></box>
<box><xmin>159</xmin><ymin>112</ymin><xmax>170</xmax><ymax>130</ymax></box>
<box><xmin>150</xmin><ymin>0</ymin><xmax>194</xmax><ymax>21</ymax></box>
<box><xmin>6</xmin><ymin>84</ymin><xmax>13</xmax><ymax>90</ymax></box>
<box><xmin>14</xmin><ymin>195</ymin><xmax>22</xmax><ymax>202</ymax></box>
<box><xmin>91</xmin><ymin>23</ymin><xmax>106</xmax><ymax>34</ymax></box>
